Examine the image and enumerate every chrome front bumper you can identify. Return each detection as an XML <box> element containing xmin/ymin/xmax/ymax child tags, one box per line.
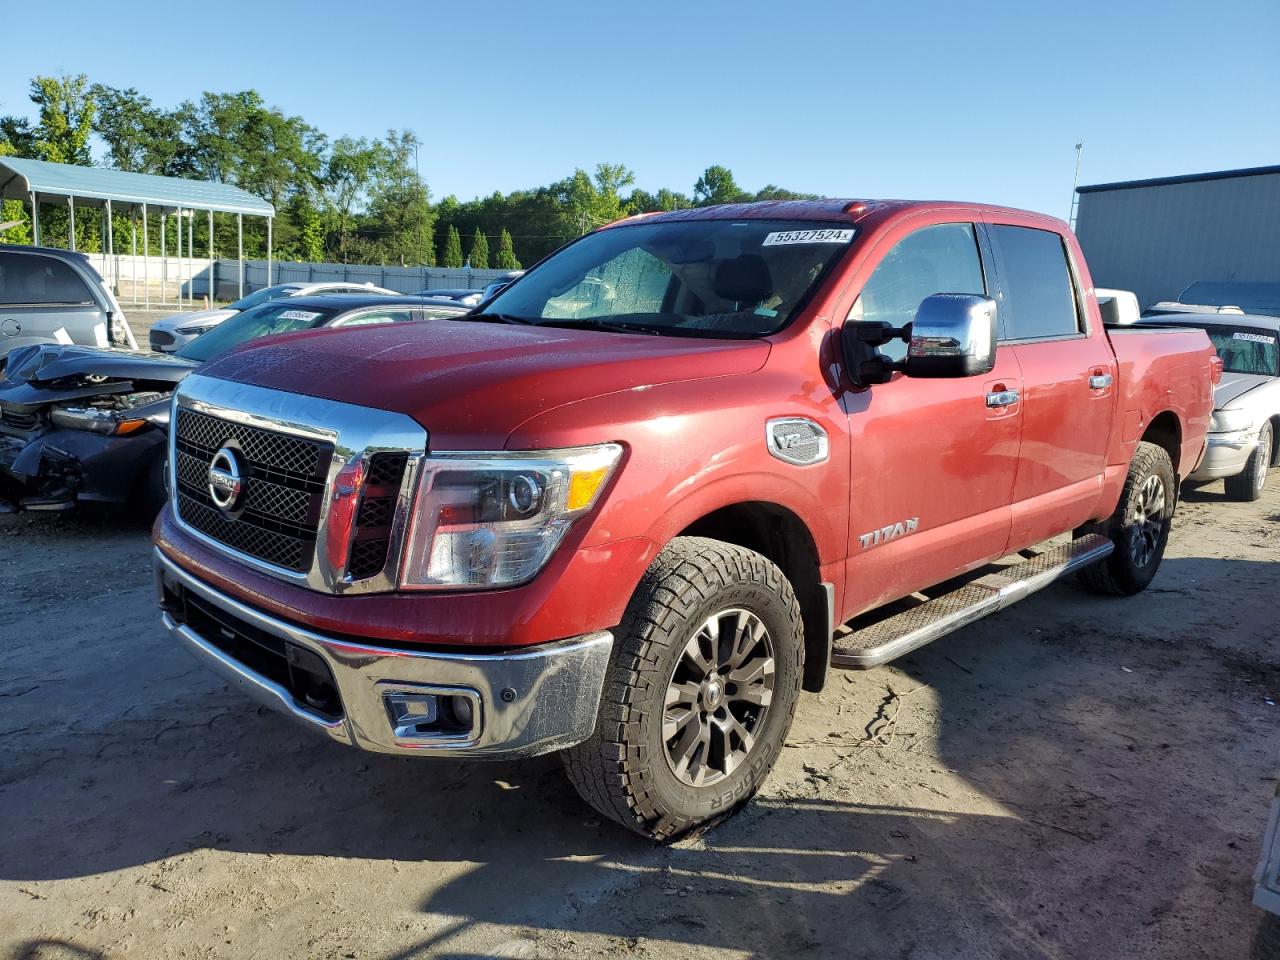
<box><xmin>154</xmin><ymin>549</ymin><xmax>613</xmax><ymax>758</ymax></box>
<box><xmin>1188</xmin><ymin>430</ymin><xmax>1259</xmax><ymax>480</ymax></box>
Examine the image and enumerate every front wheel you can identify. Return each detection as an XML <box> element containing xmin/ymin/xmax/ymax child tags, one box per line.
<box><xmin>562</xmin><ymin>537</ymin><xmax>804</xmax><ymax>841</ymax></box>
<box><xmin>1077</xmin><ymin>440</ymin><xmax>1176</xmax><ymax>596</ymax></box>
<box><xmin>1225</xmin><ymin>421</ymin><xmax>1273</xmax><ymax>502</ymax></box>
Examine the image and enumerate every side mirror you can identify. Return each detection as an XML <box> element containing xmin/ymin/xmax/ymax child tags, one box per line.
<box><xmin>902</xmin><ymin>294</ymin><xmax>998</xmax><ymax>379</ymax></box>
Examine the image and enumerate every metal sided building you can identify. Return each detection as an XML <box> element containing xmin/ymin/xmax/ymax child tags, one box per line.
<box><xmin>1073</xmin><ymin>164</ymin><xmax>1280</xmax><ymax>309</ymax></box>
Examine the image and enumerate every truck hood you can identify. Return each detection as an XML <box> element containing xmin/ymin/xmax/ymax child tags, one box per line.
<box><xmin>1215</xmin><ymin>371</ymin><xmax>1274</xmax><ymax>409</ymax></box>
<box><xmin>0</xmin><ymin>343</ymin><xmax>196</xmax><ymax>410</ymax></box>
<box><xmin>198</xmin><ymin>320</ymin><xmax>772</xmax><ymax>447</ymax></box>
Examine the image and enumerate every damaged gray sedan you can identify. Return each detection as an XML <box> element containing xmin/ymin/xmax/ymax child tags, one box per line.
<box><xmin>0</xmin><ymin>293</ymin><xmax>468</xmax><ymax>515</ymax></box>
<box><xmin>0</xmin><ymin>345</ymin><xmax>190</xmax><ymax>513</ymax></box>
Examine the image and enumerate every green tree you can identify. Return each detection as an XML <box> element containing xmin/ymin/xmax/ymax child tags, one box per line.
<box><xmin>694</xmin><ymin>165</ymin><xmax>748</xmax><ymax>206</ymax></box>
<box><xmin>441</xmin><ymin>224</ymin><xmax>463</xmax><ymax>268</ymax></box>
<box><xmin>324</xmin><ymin>135</ymin><xmax>384</xmax><ymax>261</ymax></box>
<box><xmin>468</xmin><ymin>226</ymin><xmax>489</xmax><ymax>269</ymax></box>
<box><xmin>495</xmin><ymin>228</ymin><xmax>521</xmax><ymax>269</ymax></box>
<box><xmin>365</xmin><ymin>130</ymin><xmax>434</xmax><ymax>265</ymax></box>
<box><xmin>0</xmin><ymin>140</ymin><xmax>29</xmax><ymax>243</ymax></box>
<box><xmin>91</xmin><ymin>84</ymin><xmax>184</xmax><ymax>174</ymax></box>
<box><xmin>30</xmin><ymin>74</ymin><xmax>95</xmax><ymax>165</ymax></box>
<box><xmin>0</xmin><ymin>116</ymin><xmax>36</xmax><ymax>157</ymax></box>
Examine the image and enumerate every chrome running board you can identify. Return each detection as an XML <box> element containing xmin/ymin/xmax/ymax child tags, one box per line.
<box><xmin>831</xmin><ymin>534</ymin><xmax>1113</xmax><ymax>669</ymax></box>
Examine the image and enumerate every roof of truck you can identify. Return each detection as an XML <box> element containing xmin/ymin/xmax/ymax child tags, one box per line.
<box><xmin>609</xmin><ymin>198</ymin><xmax>1063</xmax><ymax>227</ymax></box>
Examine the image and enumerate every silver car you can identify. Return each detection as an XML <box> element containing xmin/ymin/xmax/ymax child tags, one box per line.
<box><xmin>1140</xmin><ymin>312</ymin><xmax>1280</xmax><ymax>500</ymax></box>
<box><xmin>148</xmin><ymin>281</ymin><xmax>399</xmax><ymax>353</ymax></box>
<box><xmin>0</xmin><ymin>244</ymin><xmax>136</xmax><ymax>368</ymax></box>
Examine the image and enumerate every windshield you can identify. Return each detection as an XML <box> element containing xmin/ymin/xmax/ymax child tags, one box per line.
<box><xmin>226</xmin><ymin>284</ymin><xmax>299</xmax><ymax>312</ymax></box>
<box><xmin>1167</xmin><ymin>323</ymin><xmax>1280</xmax><ymax>376</ymax></box>
<box><xmin>483</xmin><ymin>219</ymin><xmax>856</xmax><ymax>337</ymax></box>
<box><xmin>176</xmin><ymin>301</ymin><xmax>340</xmax><ymax>363</ymax></box>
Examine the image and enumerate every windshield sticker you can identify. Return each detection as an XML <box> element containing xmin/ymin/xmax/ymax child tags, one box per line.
<box><xmin>1234</xmin><ymin>331</ymin><xmax>1276</xmax><ymax>345</ymax></box>
<box><xmin>762</xmin><ymin>228</ymin><xmax>855</xmax><ymax>246</ymax></box>
<box><xmin>277</xmin><ymin>309</ymin><xmax>323</xmax><ymax>322</ymax></box>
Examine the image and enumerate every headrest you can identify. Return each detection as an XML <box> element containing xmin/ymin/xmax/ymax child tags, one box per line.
<box><xmin>713</xmin><ymin>254</ymin><xmax>772</xmax><ymax>305</ymax></box>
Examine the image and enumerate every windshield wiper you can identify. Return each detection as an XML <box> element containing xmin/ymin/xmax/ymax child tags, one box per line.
<box><xmin>534</xmin><ymin>318</ymin><xmax>666</xmax><ymax>336</ymax></box>
<box><xmin>461</xmin><ymin>311</ymin><xmax>536</xmax><ymax>325</ymax></box>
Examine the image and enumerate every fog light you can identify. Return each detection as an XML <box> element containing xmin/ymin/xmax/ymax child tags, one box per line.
<box><xmin>382</xmin><ymin>688</ymin><xmax>480</xmax><ymax>740</ymax></box>
<box><xmin>384</xmin><ymin>692</ymin><xmax>439</xmax><ymax>737</ymax></box>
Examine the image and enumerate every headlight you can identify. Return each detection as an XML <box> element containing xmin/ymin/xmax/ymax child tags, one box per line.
<box><xmin>175</xmin><ymin>323</ymin><xmax>215</xmax><ymax>336</ymax></box>
<box><xmin>50</xmin><ymin>406</ymin><xmax>147</xmax><ymax>435</ymax></box>
<box><xmin>400</xmin><ymin>443</ymin><xmax>623</xmax><ymax>590</ymax></box>
<box><xmin>1209</xmin><ymin>409</ymin><xmax>1254</xmax><ymax>433</ymax></box>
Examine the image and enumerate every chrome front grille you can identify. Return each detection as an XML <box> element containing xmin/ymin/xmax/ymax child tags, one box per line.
<box><xmin>174</xmin><ymin>409</ymin><xmax>332</xmax><ymax>572</ymax></box>
<box><xmin>346</xmin><ymin>452</ymin><xmax>409</xmax><ymax>580</ymax></box>
<box><xmin>170</xmin><ymin>375</ymin><xmax>427</xmax><ymax>593</ymax></box>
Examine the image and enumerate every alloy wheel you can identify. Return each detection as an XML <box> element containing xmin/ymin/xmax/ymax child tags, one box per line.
<box><xmin>1128</xmin><ymin>473</ymin><xmax>1167</xmax><ymax>569</ymax></box>
<box><xmin>663</xmin><ymin>608</ymin><xmax>776</xmax><ymax>787</ymax></box>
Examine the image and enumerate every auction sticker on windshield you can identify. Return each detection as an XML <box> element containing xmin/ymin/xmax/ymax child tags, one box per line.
<box><xmin>278</xmin><ymin>310</ymin><xmax>324</xmax><ymax>322</ymax></box>
<box><xmin>763</xmin><ymin>229</ymin><xmax>856</xmax><ymax>246</ymax></box>
<box><xmin>1234</xmin><ymin>331</ymin><xmax>1277</xmax><ymax>344</ymax></box>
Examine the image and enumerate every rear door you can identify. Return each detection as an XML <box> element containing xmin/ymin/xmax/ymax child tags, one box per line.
<box><xmin>985</xmin><ymin>222</ymin><xmax>1117</xmax><ymax>547</ymax></box>
<box><xmin>842</xmin><ymin>220</ymin><xmax>1024</xmax><ymax>613</ymax></box>
<box><xmin>0</xmin><ymin>251</ymin><xmax>110</xmax><ymax>354</ymax></box>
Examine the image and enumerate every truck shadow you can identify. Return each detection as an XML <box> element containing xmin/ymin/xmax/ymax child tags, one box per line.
<box><xmin>2</xmin><ymin>558</ymin><xmax>1277</xmax><ymax>957</ymax></box>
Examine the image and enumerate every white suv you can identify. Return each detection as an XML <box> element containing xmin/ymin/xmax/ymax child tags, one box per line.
<box><xmin>148</xmin><ymin>281</ymin><xmax>399</xmax><ymax>352</ymax></box>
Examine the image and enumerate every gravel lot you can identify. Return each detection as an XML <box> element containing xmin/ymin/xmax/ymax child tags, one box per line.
<box><xmin>2</xmin><ymin>473</ymin><xmax>1277</xmax><ymax>959</ymax></box>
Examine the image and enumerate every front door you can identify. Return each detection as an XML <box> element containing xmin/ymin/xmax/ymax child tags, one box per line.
<box><xmin>841</xmin><ymin>222</ymin><xmax>1024</xmax><ymax>616</ymax></box>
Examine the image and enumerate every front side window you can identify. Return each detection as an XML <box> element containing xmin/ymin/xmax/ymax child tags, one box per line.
<box><xmin>991</xmin><ymin>225</ymin><xmax>1080</xmax><ymax>341</ymax></box>
<box><xmin>176</xmin><ymin>302</ymin><xmax>339</xmax><ymax>362</ymax></box>
<box><xmin>485</xmin><ymin>219</ymin><xmax>856</xmax><ymax>338</ymax></box>
<box><xmin>0</xmin><ymin>253</ymin><xmax>94</xmax><ymax>306</ymax></box>
<box><xmin>846</xmin><ymin>223</ymin><xmax>987</xmax><ymax>361</ymax></box>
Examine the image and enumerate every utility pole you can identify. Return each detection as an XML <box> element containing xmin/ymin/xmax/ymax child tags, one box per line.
<box><xmin>1069</xmin><ymin>141</ymin><xmax>1084</xmax><ymax>229</ymax></box>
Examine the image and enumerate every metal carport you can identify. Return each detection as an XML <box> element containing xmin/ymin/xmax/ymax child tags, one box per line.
<box><xmin>0</xmin><ymin>156</ymin><xmax>274</xmax><ymax>307</ymax></box>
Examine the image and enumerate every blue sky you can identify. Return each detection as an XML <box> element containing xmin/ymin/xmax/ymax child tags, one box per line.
<box><xmin>4</xmin><ymin>0</ymin><xmax>1277</xmax><ymax>219</ymax></box>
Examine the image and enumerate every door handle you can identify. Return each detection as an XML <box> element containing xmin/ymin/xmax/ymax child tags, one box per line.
<box><xmin>1089</xmin><ymin>373</ymin><xmax>1113</xmax><ymax>389</ymax></box>
<box><xmin>985</xmin><ymin>389</ymin><xmax>1020</xmax><ymax>408</ymax></box>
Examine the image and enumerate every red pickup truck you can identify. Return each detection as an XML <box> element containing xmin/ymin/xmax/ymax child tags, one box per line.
<box><xmin>154</xmin><ymin>199</ymin><xmax>1217</xmax><ymax>839</ymax></box>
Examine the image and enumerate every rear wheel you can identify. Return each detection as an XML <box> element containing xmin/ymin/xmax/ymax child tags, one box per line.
<box><xmin>1078</xmin><ymin>441</ymin><xmax>1176</xmax><ymax>596</ymax></box>
<box><xmin>562</xmin><ymin>537</ymin><xmax>804</xmax><ymax>841</ymax></box>
<box><xmin>1225</xmin><ymin>421</ymin><xmax>1273</xmax><ymax>502</ymax></box>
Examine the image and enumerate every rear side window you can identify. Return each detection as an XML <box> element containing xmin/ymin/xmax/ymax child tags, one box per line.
<box><xmin>847</xmin><ymin>223</ymin><xmax>987</xmax><ymax>360</ymax></box>
<box><xmin>991</xmin><ymin>225</ymin><xmax>1080</xmax><ymax>340</ymax></box>
<box><xmin>0</xmin><ymin>253</ymin><xmax>95</xmax><ymax>306</ymax></box>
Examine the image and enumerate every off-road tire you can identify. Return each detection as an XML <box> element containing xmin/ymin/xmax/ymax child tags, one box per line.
<box><xmin>1225</xmin><ymin>421</ymin><xmax>1273</xmax><ymax>502</ymax></box>
<box><xmin>1077</xmin><ymin>441</ymin><xmax>1176</xmax><ymax>596</ymax></box>
<box><xmin>1254</xmin><ymin>910</ymin><xmax>1280</xmax><ymax>960</ymax></box>
<box><xmin>562</xmin><ymin>537</ymin><xmax>804</xmax><ymax>841</ymax></box>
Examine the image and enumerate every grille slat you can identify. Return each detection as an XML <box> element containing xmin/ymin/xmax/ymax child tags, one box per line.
<box><xmin>345</xmin><ymin>453</ymin><xmax>409</xmax><ymax>580</ymax></box>
<box><xmin>174</xmin><ymin>409</ymin><xmax>333</xmax><ymax>572</ymax></box>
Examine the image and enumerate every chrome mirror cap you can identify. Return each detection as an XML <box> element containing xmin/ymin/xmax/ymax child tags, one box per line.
<box><xmin>905</xmin><ymin>294</ymin><xmax>998</xmax><ymax>378</ymax></box>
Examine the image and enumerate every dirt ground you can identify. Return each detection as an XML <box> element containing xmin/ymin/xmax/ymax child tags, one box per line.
<box><xmin>2</xmin><ymin>467</ymin><xmax>1279</xmax><ymax>959</ymax></box>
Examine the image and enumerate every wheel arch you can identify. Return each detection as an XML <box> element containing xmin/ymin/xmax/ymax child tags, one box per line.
<box><xmin>677</xmin><ymin>500</ymin><xmax>832</xmax><ymax>693</ymax></box>
<box><xmin>1142</xmin><ymin>410</ymin><xmax>1183</xmax><ymax>472</ymax></box>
